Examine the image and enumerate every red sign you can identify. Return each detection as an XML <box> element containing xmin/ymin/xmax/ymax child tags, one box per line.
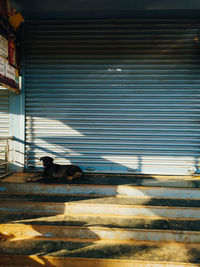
<box><xmin>8</xmin><ymin>35</ymin><xmax>17</xmax><ymax>68</ymax></box>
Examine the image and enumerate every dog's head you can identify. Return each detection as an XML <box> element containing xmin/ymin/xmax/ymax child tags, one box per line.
<box><xmin>40</xmin><ymin>156</ymin><xmax>54</xmax><ymax>168</ymax></box>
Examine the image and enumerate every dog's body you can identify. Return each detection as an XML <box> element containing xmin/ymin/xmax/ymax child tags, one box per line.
<box><xmin>41</xmin><ymin>156</ymin><xmax>83</xmax><ymax>180</ymax></box>
<box><xmin>26</xmin><ymin>156</ymin><xmax>84</xmax><ymax>182</ymax></box>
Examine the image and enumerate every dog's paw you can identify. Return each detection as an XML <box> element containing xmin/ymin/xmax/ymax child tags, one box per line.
<box><xmin>67</xmin><ymin>176</ymin><xmax>73</xmax><ymax>181</ymax></box>
<box><xmin>26</xmin><ymin>177</ymin><xmax>33</xmax><ymax>182</ymax></box>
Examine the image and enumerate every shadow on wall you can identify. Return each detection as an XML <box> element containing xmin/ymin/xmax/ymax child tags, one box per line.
<box><xmin>13</xmin><ymin>132</ymin><xmax>200</xmax><ymax>176</ymax></box>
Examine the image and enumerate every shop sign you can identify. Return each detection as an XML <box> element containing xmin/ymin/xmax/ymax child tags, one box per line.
<box><xmin>0</xmin><ymin>56</ymin><xmax>5</xmax><ymax>76</ymax></box>
<box><xmin>0</xmin><ymin>56</ymin><xmax>19</xmax><ymax>91</ymax></box>
<box><xmin>5</xmin><ymin>60</ymin><xmax>15</xmax><ymax>80</ymax></box>
<box><xmin>8</xmin><ymin>35</ymin><xmax>17</xmax><ymax>68</ymax></box>
<box><xmin>0</xmin><ymin>34</ymin><xmax>8</xmax><ymax>59</ymax></box>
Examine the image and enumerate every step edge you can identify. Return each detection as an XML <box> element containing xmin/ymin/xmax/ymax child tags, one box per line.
<box><xmin>0</xmin><ymin>254</ymin><xmax>199</xmax><ymax>267</ymax></box>
<box><xmin>1</xmin><ymin>192</ymin><xmax>200</xmax><ymax>201</ymax></box>
<box><xmin>1</xmin><ymin>192</ymin><xmax>200</xmax><ymax>202</ymax></box>
<box><xmin>1</xmin><ymin>210</ymin><xmax>200</xmax><ymax>221</ymax></box>
<box><xmin>1</xmin><ymin>200</ymin><xmax>200</xmax><ymax>210</ymax></box>
<box><xmin>0</xmin><ymin>211</ymin><xmax>199</xmax><ymax>220</ymax></box>
<box><xmin>2</xmin><ymin>223</ymin><xmax>200</xmax><ymax>235</ymax></box>
<box><xmin>1</xmin><ymin>181</ymin><xmax>200</xmax><ymax>190</ymax></box>
<box><xmin>2</xmin><ymin>237</ymin><xmax>200</xmax><ymax>246</ymax></box>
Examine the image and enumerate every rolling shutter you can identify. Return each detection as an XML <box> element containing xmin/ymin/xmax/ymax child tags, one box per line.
<box><xmin>24</xmin><ymin>20</ymin><xmax>200</xmax><ymax>175</ymax></box>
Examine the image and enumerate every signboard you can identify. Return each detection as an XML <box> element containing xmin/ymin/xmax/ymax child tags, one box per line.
<box><xmin>5</xmin><ymin>60</ymin><xmax>15</xmax><ymax>80</ymax></box>
<box><xmin>0</xmin><ymin>56</ymin><xmax>5</xmax><ymax>76</ymax></box>
<box><xmin>0</xmin><ymin>16</ymin><xmax>20</xmax><ymax>93</ymax></box>
<box><xmin>0</xmin><ymin>55</ymin><xmax>19</xmax><ymax>93</ymax></box>
<box><xmin>8</xmin><ymin>35</ymin><xmax>17</xmax><ymax>68</ymax></box>
<box><xmin>0</xmin><ymin>34</ymin><xmax>8</xmax><ymax>59</ymax></box>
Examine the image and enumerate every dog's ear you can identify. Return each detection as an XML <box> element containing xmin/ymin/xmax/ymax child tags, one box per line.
<box><xmin>40</xmin><ymin>157</ymin><xmax>44</xmax><ymax>161</ymax></box>
<box><xmin>49</xmin><ymin>157</ymin><xmax>54</xmax><ymax>163</ymax></box>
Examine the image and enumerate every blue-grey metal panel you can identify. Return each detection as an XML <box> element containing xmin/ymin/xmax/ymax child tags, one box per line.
<box><xmin>24</xmin><ymin>20</ymin><xmax>200</xmax><ymax>174</ymax></box>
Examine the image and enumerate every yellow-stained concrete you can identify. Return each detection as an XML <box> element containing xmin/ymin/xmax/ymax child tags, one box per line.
<box><xmin>0</xmin><ymin>254</ymin><xmax>199</xmax><ymax>267</ymax></box>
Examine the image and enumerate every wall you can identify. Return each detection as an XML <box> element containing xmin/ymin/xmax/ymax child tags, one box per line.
<box><xmin>11</xmin><ymin>0</ymin><xmax>200</xmax><ymax>19</ymax></box>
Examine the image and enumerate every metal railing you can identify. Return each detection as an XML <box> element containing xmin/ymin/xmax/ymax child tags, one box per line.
<box><xmin>0</xmin><ymin>136</ymin><xmax>14</xmax><ymax>178</ymax></box>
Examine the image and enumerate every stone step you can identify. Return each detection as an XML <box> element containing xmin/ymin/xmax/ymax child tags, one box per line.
<box><xmin>0</xmin><ymin>239</ymin><xmax>199</xmax><ymax>266</ymax></box>
<box><xmin>0</xmin><ymin>182</ymin><xmax>200</xmax><ymax>199</ymax></box>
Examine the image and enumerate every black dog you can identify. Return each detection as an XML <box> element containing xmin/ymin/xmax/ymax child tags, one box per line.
<box><xmin>40</xmin><ymin>156</ymin><xmax>84</xmax><ymax>180</ymax></box>
<box><xmin>26</xmin><ymin>156</ymin><xmax>84</xmax><ymax>182</ymax></box>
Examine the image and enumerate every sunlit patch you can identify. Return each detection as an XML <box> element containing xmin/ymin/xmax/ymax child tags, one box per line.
<box><xmin>108</xmin><ymin>68</ymin><xmax>122</xmax><ymax>72</ymax></box>
<box><xmin>102</xmin><ymin>155</ymin><xmax>197</xmax><ymax>175</ymax></box>
<box><xmin>0</xmin><ymin>224</ymin><xmax>42</xmax><ymax>241</ymax></box>
<box><xmin>26</xmin><ymin>117</ymin><xmax>85</xmax><ymax>137</ymax></box>
<box><xmin>116</xmin><ymin>186</ymin><xmax>150</xmax><ymax>198</ymax></box>
<box><xmin>29</xmin><ymin>255</ymin><xmax>46</xmax><ymax>265</ymax></box>
<box><xmin>102</xmin><ymin>156</ymin><xmax>140</xmax><ymax>169</ymax></box>
<box><xmin>194</xmin><ymin>36</ymin><xmax>200</xmax><ymax>42</ymax></box>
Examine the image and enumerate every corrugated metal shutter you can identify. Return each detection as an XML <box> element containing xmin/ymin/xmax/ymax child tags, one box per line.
<box><xmin>0</xmin><ymin>87</ymin><xmax>9</xmax><ymax>174</ymax></box>
<box><xmin>24</xmin><ymin>19</ymin><xmax>200</xmax><ymax>175</ymax></box>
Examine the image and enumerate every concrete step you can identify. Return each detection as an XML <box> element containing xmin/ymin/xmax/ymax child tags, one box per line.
<box><xmin>1</xmin><ymin>222</ymin><xmax>200</xmax><ymax>243</ymax></box>
<box><xmin>0</xmin><ymin>239</ymin><xmax>199</xmax><ymax>266</ymax></box>
<box><xmin>0</xmin><ymin>182</ymin><xmax>200</xmax><ymax>199</ymax></box>
<box><xmin>4</xmin><ymin>172</ymin><xmax>200</xmax><ymax>188</ymax></box>
<box><xmin>1</xmin><ymin>194</ymin><xmax>200</xmax><ymax>243</ymax></box>
<box><xmin>1</xmin><ymin>212</ymin><xmax>200</xmax><ymax>232</ymax></box>
<box><xmin>1</xmin><ymin>193</ymin><xmax>200</xmax><ymax>207</ymax></box>
<box><xmin>1</xmin><ymin>176</ymin><xmax>200</xmax><ymax>266</ymax></box>
<box><xmin>1</xmin><ymin>256</ymin><xmax>199</xmax><ymax>267</ymax></box>
<box><xmin>1</xmin><ymin>212</ymin><xmax>200</xmax><ymax>243</ymax></box>
<box><xmin>0</xmin><ymin>199</ymin><xmax>199</xmax><ymax>219</ymax></box>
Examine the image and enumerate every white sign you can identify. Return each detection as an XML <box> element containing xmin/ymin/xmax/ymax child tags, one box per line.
<box><xmin>0</xmin><ymin>56</ymin><xmax>6</xmax><ymax>76</ymax></box>
<box><xmin>5</xmin><ymin>60</ymin><xmax>16</xmax><ymax>80</ymax></box>
<box><xmin>0</xmin><ymin>35</ymin><xmax>8</xmax><ymax>59</ymax></box>
<box><xmin>0</xmin><ymin>56</ymin><xmax>19</xmax><ymax>87</ymax></box>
